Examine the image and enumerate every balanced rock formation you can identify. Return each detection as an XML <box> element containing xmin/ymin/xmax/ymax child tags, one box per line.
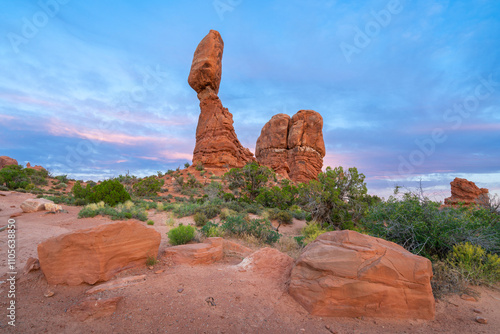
<box><xmin>38</xmin><ymin>221</ymin><xmax>161</xmax><ymax>285</ymax></box>
<box><xmin>0</xmin><ymin>156</ymin><xmax>17</xmax><ymax>169</ymax></box>
<box><xmin>444</xmin><ymin>177</ymin><xmax>489</xmax><ymax>206</ymax></box>
<box><xmin>256</xmin><ymin>110</ymin><xmax>325</xmax><ymax>182</ymax></box>
<box><xmin>189</xmin><ymin>30</ymin><xmax>254</xmax><ymax>168</ymax></box>
<box><xmin>289</xmin><ymin>230</ymin><xmax>435</xmax><ymax>320</ymax></box>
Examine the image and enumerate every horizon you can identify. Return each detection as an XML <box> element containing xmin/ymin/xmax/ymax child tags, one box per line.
<box><xmin>1</xmin><ymin>0</ymin><xmax>499</xmax><ymax>201</ymax></box>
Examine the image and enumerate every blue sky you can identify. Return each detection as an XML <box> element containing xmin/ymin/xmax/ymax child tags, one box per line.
<box><xmin>1</xmin><ymin>0</ymin><xmax>499</xmax><ymax>200</ymax></box>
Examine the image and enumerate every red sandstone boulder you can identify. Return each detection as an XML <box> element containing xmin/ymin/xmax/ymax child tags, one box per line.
<box><xmin>0</xmin><ymin>156</ymin><xmax>18</xmax><ymax>169</ymax></box>
<box><xmin>444</xmin><ymin>178</ymin><xmax>489</xmax><ymax>206</ymax></box>
<box><xmin>163</xmin><ymin>237</ymin><xmax>252</xmax><ymax>265</ymax></box>
<box><xmin>189</xmin><ymin>30</ymin><xmax>255</xmax><ymax>168</ymax></box>
<box><xmin>256</xmin><ymin>110</ymin><xmax>325</xmax><ymax>182</ymax></box>
<box><xmin>38</xmin><ymin>221</ymin><xmax>161</xmax><ymax>285</ymax></box>
<box><xmin>289</xmin><ymin>230</ymin><xmax>435</xmax><ymax>320</ymax></box>
<box><xmin>188</xmin><ymin>30</ymin><xmax>224</xmax><ymax>96</ymax></box>
<box><xmin>236</xmin><ymin>247</ymin><xmax>294</xmax><ymax>282</ymax></box>
<box><xmin>20</xmin><ymin>198</ymin><xmax>54</xmax><ymax>213</ymax></box>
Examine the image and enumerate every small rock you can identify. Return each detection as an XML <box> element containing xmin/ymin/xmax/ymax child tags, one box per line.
<box><xmin>148</xmin><ymin>266</ymin><xmax>154</xmax><ymax>270</ymax></box>
<box><xmin>475</xmin><ymin>316</ymin><xmax>487</xmax><ymax>324</ymax></box>
<box><xmin>177</xmin><ymin>288</ymin><xmax>184</xmax><ymax>293</ymax></box>
<box><xmin>155</xmin><ymin>270</ymin><xmax>164</xmax><ymax>274</ymax></box>
<box><xmin>473</xmin><ymin>308</ymin><xmax>482</xmax><ymax>314</ymax></box>
<box><xmin>461</xmin><ymin>294</ymin><xmax>477</xmax><ymax>302</ymax></box>
<box><xmin>44</xmin><ymin>290</ymin><xmax>55</xmax><ymax>298</ymax></box>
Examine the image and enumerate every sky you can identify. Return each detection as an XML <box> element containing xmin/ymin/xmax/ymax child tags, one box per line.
<box><xmin>0</xmin><ymin>0</ymin><xmax>499</xmax><ymax>201</ymax></box>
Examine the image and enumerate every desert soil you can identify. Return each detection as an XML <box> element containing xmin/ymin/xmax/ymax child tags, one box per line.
<box><xmin>1</xmin><ymin>190</ymin><xmax>499</xmax><ymax>333</ymax></box>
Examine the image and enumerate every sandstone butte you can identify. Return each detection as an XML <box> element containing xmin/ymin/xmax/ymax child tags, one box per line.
<box><xmin>0</xmin><ymin>156</ymin><xmax>18</xmax><ymax>169</ymax></box>
<box><xmin>188</xmin><ymin>30</ymin><xmax>254</xmax><ymax>168</ymax></box>
<box><xmin>444</xmin><ymin>177</ymin><xmax>489</xmax><ymax>206</ymax></box>
<box><xmin>289</xmin><ymin>230</ymin><xmax>435</xmax><ymax>320</ymax></box>
<box><xmin>38</xmin><ymin>221</ymin><xmax>161</xmax><ymax>285</ymax></box>
<box><xmin>255</xmin><ymin>111</ymin><xmax>326</xmax><ymax>182</ymax></box>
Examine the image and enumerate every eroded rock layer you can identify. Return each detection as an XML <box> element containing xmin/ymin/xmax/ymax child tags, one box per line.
<box><xmin>189</xmin><ymin>30</ymin><xmax>254</xmax><ymax>168</ymax></box>
<box><xmin>256</xmin><ymin>110</ymin><xmax>325</xmax><ymax>182</ymax></box>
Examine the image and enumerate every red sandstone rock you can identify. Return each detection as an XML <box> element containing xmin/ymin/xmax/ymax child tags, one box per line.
<box><xmin>26</xmin><ymin>162</ymin><xmax>47</xmax><ymax>172</ymax></box>
<box><xmin>444</xmin><ymin>178</ymin><xmax>489</xmax><ymax>206</ymax></box>
<box><xmin>189</xmin><ymin>30</ymin><xmax>255</xmax><ymax>168</ymax></box>
<box><xmin>289</xmin><ymin>230</ymin><xmax>435</xmax><ymax>320</ymax></box>
<box><xmin>68</xmin><ymin>296</ymin><xmax>122</xmax><ymax>321</ymax></box>
<box><xmin>0</xmin><ymin>156</ymin><xmax>18</xmax><ymax>169</ymax></box>
<box><xmin>20</xmin><ymin>198</ymin><xmax>54</xmax><ymax>213</ymax></box>
<box><xmin>255</xmin><ymin>114</ymin><xmax>291</xmax><ymax>177</ymax></box>
<box><xmin>192</xmin><ymin>93</ymin><xmax>255</xmax><ymax>168</ymax></box>
<box><xmin>256</xmin><ymin>110</ymin><xmax>325</xmax><ymax>182</ymax></box>
<box><xmin>188</xmin><ymin>30</ymin><xmax>224</xmax><ymax>96</ymax></box>
<box><xmin>37</xmin><ymin>221</ymin><xmax>161</xmax><ymax>285</ymax></box>
<box><xmin>236</xmin><ymin>247</ymin><xmax>294</xmax><ymax>282</ymax></box>
<box><xmin>86</xmin><ymin>275</ymin><xmax>146</xmax><ymax>295</ymax></box>
<box><xmin>163</xmin><ymin>237</ymin><xmax>252</xmax><ymax>265</ymax></box>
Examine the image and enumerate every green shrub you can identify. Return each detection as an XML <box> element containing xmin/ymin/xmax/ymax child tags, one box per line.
<box><xmin>147</xmin><ymin>220</ymin><xmax>155</xmax><ymax>225</ymax></box>
<box><xmin>302</xmin><ymin>222</ymin><xmax>329</xmax><ymax>245</ymax></box>
<box><xmin>55</xmin><ymin>175</ymin><xmax>69</xmax><ymax>184</ymax></box>
<box><xmin>447</xmin><ymin>242</ymin><xmax>500</xmax><ymax>284</ymax></box>
<box><xmin>363</xmin><ymin>191</ymin><xmax>500</xmax><ymax>258</ymax></box>
<box><xmin>173</xmin><ymin>202</ymin><xmax>202</xmax><ymax>217</ymax></box>
<box><xmin>204</xmin><ymin>181</ymin><xmax>222</xmax><ymax>201</ymax></box>
<box><xmin>298</xmin><ymin>166</ymin><xmax>368</xmax><ymax>229</ymax></box>
<box><xmin>146</xmin><ymin>255</ymin><xmax>158</xmax><ymax>266</ymax></box>
<box><xmin>194</xmin><ymin>212</ymin><xmax>208</xmax><ymax>227</ymax></box>
<box><xmin>168</xmin><ymin>224</ymin><xmax>195</xmax><ymax>245</ymax></box>
<box><xmin>195</xmin><ymin>162</ymin><xmax>204</xmax><ymax>171</ymax></box>
<box><xmin>200</xmin><ymin>221</ymin><xmax>224</xmax><ymax>237</ymax></box>
<box><xmin>256</xmin><ymin>180</ymin><xmax>298</xmax><ymax>210</ymax></box>
<box><xmin>220</xmin><ymin>215</ymin><xmax>280</xmax><ymax>244</ymax></box>
<box><xmin>78</xmin><ymin>200</ymin><xmax>147</xmax><ymax>221</ymax></box>
<box><xmin>224</xmin><ymin>162</ymin><xmax>274</xmax><ymax>200</ymax></box>
<box><xmin>184</xmin><ymin>162</ymin><xmax>190</xmax><ymax>168</ymax></box>
<box><xmin>133</xmin><ymin>176</ymin><xmax>164</xmax><ymax>197</ymax></box>
<box><xmin>197</xmin><ymin>204</ymin><xmax>220</xmax><ymax>219</ymax></box>
<box><xmin>87</xmin><ymin>179</ymin><xmax>131</xmax><ymax>206</ymax></box>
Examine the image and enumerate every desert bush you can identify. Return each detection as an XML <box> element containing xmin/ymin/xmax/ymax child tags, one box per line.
<box><xmin>147</xmin><ymin>220</ymin><xmax>155</xmax><ymax>225</ymax></box>
<box><xmin>298</xmin><ymin>166</ymin><xmax>368</xmax><ymax>229</ymax></box>
<box><xmin>301</xmin><ymin>221</ymin><xmax>329</xmax><ymax>245</ymax></box>
<box><xmin>447</xmin><ymin>242</ymin><xmax>500</xmax><ymax>285</ymax></box>
<box><xmin>87</xmin><ymin>179</ymin><xmax>131</xmax><ymax>206</ymax></box>
<box><xmin>0</xmin><ymin>165</ymin><xmax>38</xmax><ymax>189</ymax></box>
<box><xmin>168</xmin><ymin>224</ymin><xmax>195</xmax><ymax>245</ymax></box>
<box><xmin>145</xmin><ymin>255</ymin><xmax>158</xmax><ymax>266</ymax></box>
<box><xmin>204</xmin><ymin>181</ymin><xmax>223</xmax><ymax>201</ymax></box>
<box><xmin>196</xmin><ymin>204</ymin><xmax>221</xmax><ymax>219</ymax></box>
<box><xmin>55</xmin><ymin>175</ymin><xmax>68</xmax><ymax>184</ymax></box>
<box><xmin>133</xmin><ymin>176</ymin><xmax>164</xmax><ymax>197</ymax></box>
<box><xmin>173</xmin><ymin>202</ymin><xmax>202</xmax><ymax>217</ymax></box>
<box><xmin>224</xmin><ymin>162</ymin><xmax>274</xmax><ymax>200</ymax></box>
<box><xmin>78</xmin><ymin>200</ymin><xmax>147</xmax><ymax>221</ymax></box>
<box><xmin>363</xmin><ymin>191</ymin><xmax>500</xmax><ymax>258</ymax></box>
<box><xmin>256</xmin><ymin>179</ymin><xmax>298</xmax><ymax>210</ymax></box>
<box><xmin>200</xmin><ymin>221</ymin><xmax>224</xmax><ymax>237</ymax></box>
<box><xmin>220</xmin><ymin>215</ymin><xmax>280</xmax><ymax>244</ymax></box>
<box><xmin>195</xmin><ymin>162</ymin><xmax>204</xmax><ymax>171</ymax></box>
<box><xmin>194</xmin><ymin>212</ymin><xmax>209</xmax><ymax>227</ymax></box>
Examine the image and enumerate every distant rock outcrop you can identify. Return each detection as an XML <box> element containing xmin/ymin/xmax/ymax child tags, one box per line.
<box><xmin>289</xmin><ymin>230</ymin><xmax>435</xmax><ymax>320</ymax></box>
<box><xmin>256</xmin><ymin>110</ymin><xmax>325</xmax><ymax>182</ymax></box>
<box><xmin>189</xmin><ymin>30</ymin><xmax>255</xmax><ymax>168</ymax></box>
<box><xmin>26</xmin><ymin>162</ymin><xmax>47</xmax><ymax>172</ymax></box>
<box><xmin>444</xmin><ymin>177</ymin><xmax>489</xmax><ymax>206</ymax></box>
<box><xmin>0</xmin><ymin>156</ymin><xmax>18</xmax><ymax>169</ymax></box>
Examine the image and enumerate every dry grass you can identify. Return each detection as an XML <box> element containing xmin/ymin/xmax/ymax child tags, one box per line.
<box><xmin>274</xmin><ymin>236</ymin><xmax>303</xmax><ymax>259</ymax></box>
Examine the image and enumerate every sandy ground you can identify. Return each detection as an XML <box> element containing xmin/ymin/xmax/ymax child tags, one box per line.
<box><xmin>1</xmin><ymin>190</ymin><xmax>500</xmax><ymax>333</ymax></box>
